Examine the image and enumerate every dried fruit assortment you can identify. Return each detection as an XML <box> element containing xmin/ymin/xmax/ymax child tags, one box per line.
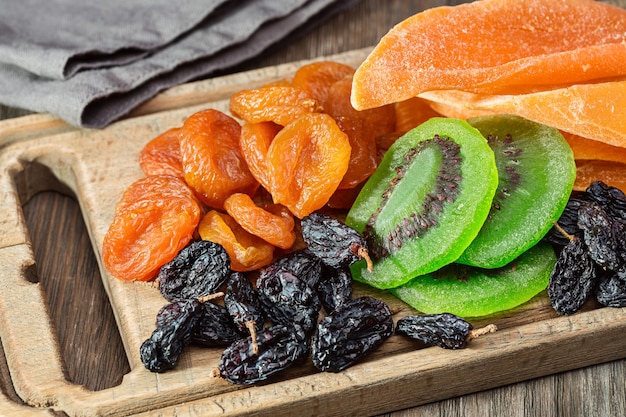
<box><xmin>103</xmin><ymin>0</ymin><xmax>626</xmax><ymax>386</ymax></box>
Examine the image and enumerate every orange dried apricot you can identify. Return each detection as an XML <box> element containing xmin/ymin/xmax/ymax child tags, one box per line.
<box><xmin>102</xmin><ymin>175</ymin><xmax>202</xmax><ymax>281</ymax></box>
<box><xmin>239</xmin><ymin>121</ymin><xmax>281</xmax><ymax>189</ymax></box>
<box><xmin>322</xmin><ymin>76</ymin><xmax>393</xmax><ymax>189</ymax></box>
<box><xmin>229</xmin><ymin>86</ymin><xmax>321</xmax><ymax>126</ymax></box>
<box><xmin>394</xmin><ymin>97</ymin><xmax>441</xmax><ymax>133</ymax></box>
<box><xmin>224</xmin><ymin>193</ymin><xmax>296</xmax><ymax>250</ymax></box>
<box><xmin>266</xmin><ymin>113</ymin><xmax>351</xmax><ymax>218</ymax></box>
<box><xmin>139</xmin><ymin>128</ymin><xmax>184</xmax><ymax>178</ymax></box>
<box><xmin>179</xmin><ymin>108</ymin><xmax>258</xmax><ymax>209</ymax></box>
<box><xmin>291</xmin><ymin>61</ymin><xmax>355</xmax><ymax>104</ymax></box>
<box><xmin>198</xmin><ymin>210</ymin><xmax>274</xmax><ymax>272</ymax></box>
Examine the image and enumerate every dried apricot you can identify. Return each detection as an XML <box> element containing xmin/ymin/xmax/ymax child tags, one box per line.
<box><xmin>333</xmin><ymin>116</ymin><xmax>378</xmax><ymax>189</ymax></box>
<box><xmin>323</xmin><ymin>76</ymin><xmax>396</xmax><ymax>138</ymax></box>
<box><xmin>139</xmin><ymin>128</ymin><xmax>184</xmax><ymax>178</ymax></box>
<box><xmin>179</xmin><ymin>109</ymin><xmax>258</xmax><ymax>209</ymax></box>
<box><xmin>239</xmin><ymin>122</ymin><xmax>281</xmax><ymax>189</ymax></box>
<box><xmin>198</xmin><ymin>210</ymin><xmax>274</xmax><ymax>272</ymax></box>
<box><xmin>102</xmin><ymin>175</ymin><xmax>202</xmax><ymax>281</ymax></box>
<box><xmin>229</xmin><ymin>86</ymin><xmax>321</xmax><ymax>126</ymax></box>
<box><xmin>394</xmin><ymin>97</ymin><xmax>441</xmax><ymax>133</ymax></box>
<box><xmin>224</xmin><ymin>193</ymin><xmax>296</xmax><ymax>250</ymax></box>
<box><xmin>266</xmin><ymin>113</ymin><xmax>351</xmax><ymax>218</ymax></box>
<box><xmin>291</xmin><ymin>61</ymin><xmax>355</xmax><ymax>104</ymax></box>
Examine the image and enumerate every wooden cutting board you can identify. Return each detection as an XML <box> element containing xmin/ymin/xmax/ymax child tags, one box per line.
<box><xmin>1</xmin><ymin>48</ymin><xmax>626</xmax><ymax>417</ymax></box>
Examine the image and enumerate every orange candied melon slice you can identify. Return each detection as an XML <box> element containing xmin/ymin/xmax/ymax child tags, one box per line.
<box><xmin>351</xmin><ymin>0</ymin><xmax>626</xmax><ymax>110</ymax></box>
<box><xmin>419</xmin><ymin>80</ymin><xmax>626</xmax><ymax>148</ymax></box>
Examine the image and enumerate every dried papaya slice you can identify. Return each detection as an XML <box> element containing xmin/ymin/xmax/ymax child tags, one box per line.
<box><xmin>291</xmin><ymin>61</ymin><xmax>355</xmax><ymax>104</ymax></box>
<box><xmin>575</xmin><ymin>160</ymin><xmax>626</xmax><ymax>193</ymax></box>
<box><xmin>139</xmin><ymin>128</ymin><xmax>184</xmax><ymax>178</ymax></box>
<box><xmin>239</xmin><ymin>122</ymin><xmax>281</xmax><ymax>190</ymax></box>
<box><xmin>266</xmin><ymin>113</ymin><xmax>351</xmax><ymax>218</ymax></box>
<box><xmin>420</xmin><ymin>80</ymin><xmax>626</xmax><ymax>148</ymax></box>
<box><xmin>102</xmin><ymin>175</ymin><xmax>202</xmax><ymax>281</ymax></box>
<box><xmin>229</xmin><ymin>86</ymin><xmax>321</xmax><ymax>126</ymax></box>
<box><xmin>198</xmin><ymin>210</ymin><xmax>274</xmax><ymax>272</ymax></box>
<box><xmin>179</xmin><ymin>108</ymin><xmax>258</xmax><ymax>209</ymax></box>
<box><xmin>224</xmin><ymin>193</ymin><xmax>296</xmax><ymax>250</ymax></box>
<box><xmin>562</xmin><ymin>131</ymin><xmax>626</xmax><ymax>164</ymax></box>
<box><xmin>352</xmin><ymin>0</ymin><xmax>626</xmax><ymax>110</ymax></box>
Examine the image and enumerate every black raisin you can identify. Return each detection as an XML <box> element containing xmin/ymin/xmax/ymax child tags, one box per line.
<box><xmin>224</xmin><ymin>272</ymin><xmax>265</xmax><ymax>335</ymax></box>
<box><xmin>140</xmin><ymin>299</ymin><xmax>200</xmax><ymax>372</ymax></box>
<box><xmin>396</xmin><ymin>313</ymin><xmax>474</xmax><ymax>349</ymax></box>
<box><xmin>547</xmin><ymin>235</ymin><xmax>597</xmax><ymax>315</ymax></box>
<box><xmin>157</xmin><ymin>240</ymin><xmax>231</xmax><ymax>302</ymax></box>
<box><xmin>311</xmin><ymin>296</ymin><xmax>393</xmax><ymax>372</ymax></box>
<box><xmin>301</xmin><ymin>213</ymin><xmax>372</xmax><ymax>270</ymax></box>
<box><xmin>191</xmin><ymin>301</ymin><xmax>242</xmax><ymax>347</ymax></box>
<box><xmin>268</xmin><ymin>249</ymin><xmax>323</xmax><ymax>288</ymax></box>
<box><xmin>596</xmin><ymin>266</ymin><xmax>626</xmax><ymax>308</ymax></box>
<box><xmin>543</xmin><ymin>194</ymin><xmax>587</xmax><ymax>246</ymax></box>
<box><xmin>315</xmin><ymin>264</ymin><xmax>353</xmax><ymax>313</ymax></box>
<box><xmin>578</xmin><ymin>201</ymin><xmax>621</xmax><ymax>271</ymax></box>
<box><xmin>257</xmin><ymin>267</ymin><xmax>321</xmax><ymax>338</ymax></box>
<box><xmin>586</xmin><ymin>180</ymin><xmax>626</xmax><ymax>223</ymax></box>
<box><xmin>216</xmin><ymin>324</ymin><xmax>309</xmax><ymax>385</ymax></box>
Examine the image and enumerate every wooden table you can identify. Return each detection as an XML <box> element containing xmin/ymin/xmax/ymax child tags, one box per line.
<box><xmin>1</xmin><ymin>1</ymin><xmax>625</xmax><ymax>416</ymax></box>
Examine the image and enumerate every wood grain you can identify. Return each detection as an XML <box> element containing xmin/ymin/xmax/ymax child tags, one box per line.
<box><xmin>2</xmin><ymin>1</ymin><xmax>626</xmax><ymax>416</ymax></box>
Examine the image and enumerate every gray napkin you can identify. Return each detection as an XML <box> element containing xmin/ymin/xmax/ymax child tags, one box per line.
<box><xmin>0</xmin><ymin>0</ymin><xmax>360</xmax><ymax>128</ymax></box>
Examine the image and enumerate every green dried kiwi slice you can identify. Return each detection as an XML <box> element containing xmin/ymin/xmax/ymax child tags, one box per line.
<box><xmin>345</xmin><ymin>117</ymin><xmax>498</xmax><ymax>289</ymax></box>
<box><xmin>456</xmin><ymin>114</ymin><xmax>576</xmax><ymax>268</ymax></box>
<box><xmin>390</xmin><ymin>241</ymin><xmax>556</xmax><ymax>317</ymax></box>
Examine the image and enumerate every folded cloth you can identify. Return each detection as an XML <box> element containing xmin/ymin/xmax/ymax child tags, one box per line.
<box><xmin>0</xmin><ymin>0</ymin><xmax>361</xmax><ymax>128</ymax></box>
<box><xmin>0</xmin><ymin>0</ymin><xmax>233</xmax><ymax>79</ymax></box>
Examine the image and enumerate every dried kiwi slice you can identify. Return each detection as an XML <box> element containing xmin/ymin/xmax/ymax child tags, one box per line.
<box><xmin>390</xmin><ymin>242</ymin><xmax>556</xmax><ymax>317</ymax></box>
<box><xmin>456</xmin><ymin>114</ymin><xmax>576</xmax><ymax>268</ymax></box>
<box><xmin>345</xmin><ymin>117</ymin><xmax>498</xmax><ymax>289</ymax></box>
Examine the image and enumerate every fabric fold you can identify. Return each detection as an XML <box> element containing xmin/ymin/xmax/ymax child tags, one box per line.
<box><xmin>0</xmin><ymin>0</ymin><xmax>360</xmax><ymax>128</ymax></box>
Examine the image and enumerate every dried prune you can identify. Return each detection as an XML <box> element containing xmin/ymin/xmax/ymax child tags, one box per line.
<box><xmin>301</xmin><ymin>213</ymin><xmax>372</xmax><ymax>270</ymax></box>
<box><xmin>140</xmin><ymin>299</ymin><xmax>200</xmax><ymax>372</ymax></box>
<box><xmin>224</xmin><ymin>272</ymin><xmax>265</xmax><ymax>336</ymax></box>
<box><xmin>257</xmin><ymin>266</ymin><xmax>321</xmax><ymax>338</ymax></box>
<box><xmin>315</xmin><ymin>264</ymin><xmax>353</xmax><ymax>313</ymax></box>
<box><xmin>192</xmin><ymin>301</ymin><xmax>242</xmax><ymax>347</ymax></box>
<box><xmin>157</xmin><ymin>240</ymin><xmax>231</xmax><ymax>302</ymax></box>
<box><xmin>547</xmin><ymin>228</ymin><xmax>598</xmax><ymax>315</ymax></box>
<box><xmin>578</xmin><ymin>201</ymin><xmax>621</xmax><ymax>271</ymax></box>
<box><xmin>586</xmin><ymin>180</ymin><xmax>626</xmax><ymax>223</ymax></box>
<box><xmin>311</xmin><ymin>296</ymin><xmax>393</xmax><ymax>372</ymax></box>
<box><xmin>396</xmin><ymin>313</ymin><xmax>495</xmax><ymax>349</ymax></box>
<box><xmin>216</xmin><ymin>324</ymin><xmax>309</xmax><ymax>385</ymax></box>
